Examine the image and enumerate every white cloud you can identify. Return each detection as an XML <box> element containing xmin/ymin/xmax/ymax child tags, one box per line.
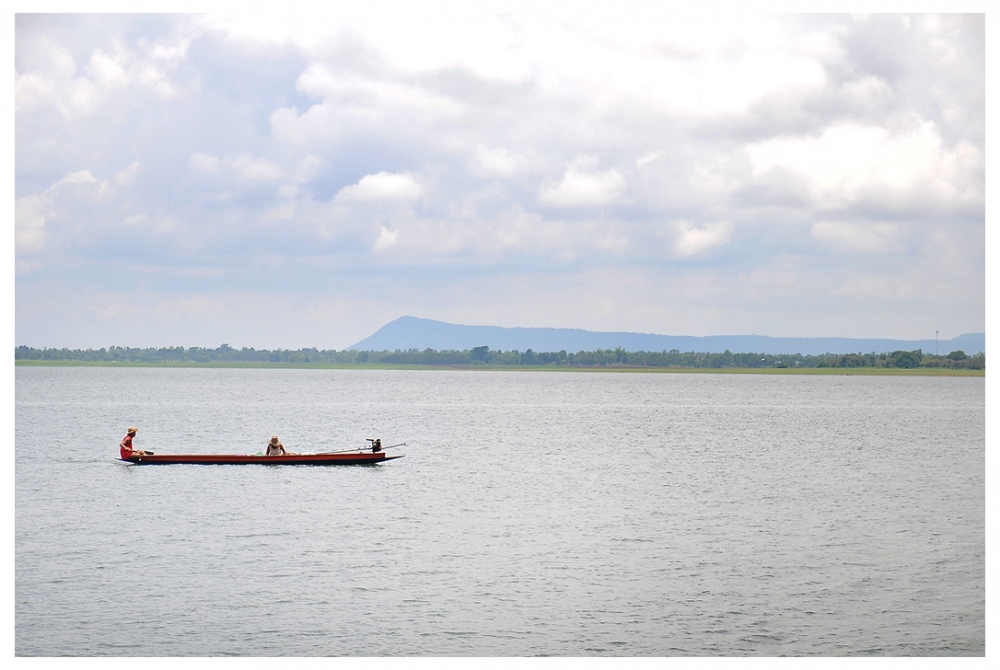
<box><xmin>86</xmin><ymin>50</ymin><xmax>129</xmax><ymax>88</ymax></box>
<box><xmin>636</xmin><ymin>152</ymin><xmax>661</xmax><ymax>168</ymax></box>
<box><xmin>286</xmin><ymin>66</ymin><xmax>464</xmax><ymax>137</ymax></box>
<box><xmin>538</xmin><ymin>164</ymin><xmax>626</xmax><ymax>208</ymax></box>
<box><xmin>16</xmin><ymin>163</ymin><xmax>152</xmax><ymax>259</ymax></box>
<box><xmin>47</xmin><ymin>170</ymin><xmax>99</xmax><ymax>193</ymax></box>
<box><xmin>506</xmin><ymin>13</ymin><xmax>829</xmax><ymax>118</ymax></box>
<box><xmin>673</xmin><ymin>221</ymin><xmax>733</xmax><ymax>258</ymax></box>
<box><xmin>14</xmin><ymin>14</ymin><xmax>985</xmax><ymax>347</ymax></box>
<box><xmin>293</xmin><ymin>155</ymin><xmax>324</xmax><ymax>183</ymax></box>
<box><xmin>190</xmin><ymin>152</ymin><xmax>220</xmax><ymax>172</ymax></box>
<box><xmin>471</xmin><ymin>146</ymin><xmax>527</xmax><ymax>179</ymax></box>
<box><xmin>840</xmin><ymin>75</ymin><xmax>892</xmax><ymax>109</ymax></box>
<box><xmin>15</xmin><ymin>41</ymin><xmax>76</xmax><ymax>114</ymax></box>
<box><xmin>201</xmin><ymin>9</ymin><xmax>532</xmax><ymax>82</ymax></box>
<box><xmin>744</xmin><ymin>121</ymin><xmax>970</xmax><ymax>209</ymax></box>
<box><xmin>373</xmin><ymin>225</ymin><xmax>398</xmax><ymax>251</ymax></box>
<box><xmin>15</xmin><ymin>30</ymin><xmax>189</xmax><ymax>122</ymax></box>
<box><xmin>115</xmin><ymin>161</ymin><xmax>140</xmax><ymax>186</ymax></box>
<box><xmin>14</xmin><ymin>73</ymin><xmax>58</xmax><ymax>113</ymax></box>
<box><xmin>336</xmin><ymin>172</ymin><xmax>422</xmax><ymax>202</ymax></box>
<box><xmin>15</xmin><ymin>195</ymin><xmax>48</xmax><ymax>254</ymax></box>
<box><xmin>231</xmin><ymin>153</ymin><xmax>282</xmax><ymax>180</ymax></box>
<box><xmin>263</xmin><ymin>203</ymin><xmax>295</xmax><ymax>223</ymax></box>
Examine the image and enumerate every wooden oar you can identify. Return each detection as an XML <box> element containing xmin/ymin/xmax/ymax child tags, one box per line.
<box><xmin>318</xmin><ymin>442</ymin><xmax>406</xmax><ymax>455</ymax></box>
<box><xmin>317</xmin><ymin>447</ymin><xmax>366</xmax><ymax>455</ymax></box>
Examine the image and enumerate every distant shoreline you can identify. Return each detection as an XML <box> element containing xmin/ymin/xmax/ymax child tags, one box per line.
<box><xmin>13</xmin><ymin>360</ymin><xmax>984</xmax><ymax>376</ymax></box>
<box><xmin>351</xmin><ymin>316</ymin><xmax>987</xmax><ymax>358</ymax></box>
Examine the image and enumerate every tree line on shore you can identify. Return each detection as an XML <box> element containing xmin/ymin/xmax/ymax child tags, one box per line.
<box><xmin>14</xmin><ymin>344</ymin><xmax>985</xmax><ymax>370</ymax></box>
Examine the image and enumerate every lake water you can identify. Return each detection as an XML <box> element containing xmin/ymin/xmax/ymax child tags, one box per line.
<box><xmin>14</xmin><ymin>366</ymin><xmax>985</xmax><ymax>656</ymax></box>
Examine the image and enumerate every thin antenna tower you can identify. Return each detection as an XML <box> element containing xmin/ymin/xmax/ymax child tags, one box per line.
<box><xmin>936</xmin><ymin>330</ymin><xmax>939</xmax><ymax>356</ymax></box>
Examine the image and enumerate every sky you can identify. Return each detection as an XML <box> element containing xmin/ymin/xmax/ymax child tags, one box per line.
<box><xmin>12</xmin><ymin>5</ymin><xmax>987</xmax><ymax>350</ymax></box>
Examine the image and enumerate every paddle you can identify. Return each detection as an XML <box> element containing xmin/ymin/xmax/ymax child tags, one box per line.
<box><xmin>318</xmin><ymin>442</ymin><xmax>406</xmax><ymax>455</ymax></box>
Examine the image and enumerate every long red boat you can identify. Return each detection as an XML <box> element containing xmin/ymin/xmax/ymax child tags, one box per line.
<box><xmin>122</xmin><ymin>451</ymin><xmax>403</xmax><ymax>466</ymax></box>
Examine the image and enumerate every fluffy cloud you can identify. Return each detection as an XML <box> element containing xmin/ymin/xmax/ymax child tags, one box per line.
<box><xmin>471</xmin><ymin>146</ymin><xmax>529</xmax><ymax>179</ymax></box>
<box><xmin>231</xmin><ymin>153</ymin><xmax>283</xmax><ymax>181</ymax></box>
<box><xmin>14</xmin><ymin>13</ymin><xmax>985</xmax><ymax>347</ymax></box>
<box><xmin>115</xmin><ymin>161</ymin><xmax>140</xmax><ymax>186</ymax></box>
<box><xmin>15</xmin><ymin>24</ymin><xmax>190</xmax><ymax>120</ymax></box>
<box><xmin>373</xmin><ymin>225</ymin><xmax>399</xmax><ymax>252</ymax></box>
<box><xmin>293</xmin><ymin>155</ymin><xmax>324</xmax><ymax>183</ymax></box>
<box><xmin>840</xmin><ymin>75</ymin><xmax>893</xmax><ymax>109</ymax></box>
<box><xmin>744</xmin><ymin>120</ymin><xmax>976</xmax><ymax>212</ymax></box>
<box><xmin>16</xmin><ymin>170</ymin><xmax>100</xmax><ymax>257</ymax></box>
<box><xmin>538</xmin><ymin>163</ymin><xmax>626</xmax><ymax>208</ymax></box>
<box><xmin>190</xmin><ymin>152</ymin><xmax>220</xmax><ymax>172</ymax></box>
<box><xmin>336</xmin><ymin>172</ymin><xmax>422</xmax><ymax>202</ymax></box>
<box><xmin>673</xmin><ymin>221</ymin><xmax>733</xmax><ymax>258</ymax></box>
<box><xmin>15</xmin><ymin>195</ymin><xmax>48</xmax><ymax>254</ymax></box>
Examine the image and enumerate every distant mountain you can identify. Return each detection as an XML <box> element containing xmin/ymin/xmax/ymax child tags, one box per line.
<box><xmin>350</xmin><ymin>317</ymin><xmax>985</xmax><ymax>357</ymax></box>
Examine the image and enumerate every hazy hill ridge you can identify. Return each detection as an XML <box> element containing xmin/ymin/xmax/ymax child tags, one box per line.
<box><xmin>350</xmin><ymin>317</ymin><xmax>985</xmax><ymax>357</ymax></box>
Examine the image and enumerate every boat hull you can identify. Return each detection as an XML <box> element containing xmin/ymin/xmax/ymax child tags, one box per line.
<box><xmin>123</xmin><ymin>452</ymin><xmax>402</xmax><ymax>465</ymax></box>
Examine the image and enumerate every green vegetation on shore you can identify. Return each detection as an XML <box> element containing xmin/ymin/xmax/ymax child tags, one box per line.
<box><xmin>15</xmin><ymin>344</ymin><xmax>984</xmax><ymax>374</ymax></box>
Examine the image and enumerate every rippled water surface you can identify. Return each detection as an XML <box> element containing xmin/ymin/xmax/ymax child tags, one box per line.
<box><xmin>15</xmin><ymin>367</ymin><xmax>985</xmax><ymax>656</ymax></box>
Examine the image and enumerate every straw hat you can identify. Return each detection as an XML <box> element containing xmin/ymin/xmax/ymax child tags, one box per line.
<box><xmin>269</xmin><ymin>436</ymin><xmax>280</xmax><ymax>445</ymax></box>
<box><xmin>127</xmin><ymin>426</ymin><xmax>138</xmax><ymax>435</ymax></box>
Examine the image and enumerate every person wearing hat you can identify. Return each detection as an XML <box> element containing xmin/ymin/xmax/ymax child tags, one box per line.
<box><xmin>266</xmin><ymin>436</ymin><xmax>287</xmax><ymax>456</ymax></box>
<box><xmin>119</xmin><ymin>426</ymin><xmax>148</xmax><ymax>460</ymax></box>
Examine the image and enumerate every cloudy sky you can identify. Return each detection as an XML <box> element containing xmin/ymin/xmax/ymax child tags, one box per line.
<box><xmin>13</xmin><ymin>7</ymin><xmax>986</xmax><ymax>350</ymax></box>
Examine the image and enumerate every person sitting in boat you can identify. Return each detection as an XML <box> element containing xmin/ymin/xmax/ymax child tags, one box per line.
<box><xmin>266</xmin><ymin>436</ymin><xmax>287</xmax><ymax>456</ymax></box>
<box><xmin>119</xmin><ymin>426</ymin><xmax>148</xmax><ymax>459</ymax></box>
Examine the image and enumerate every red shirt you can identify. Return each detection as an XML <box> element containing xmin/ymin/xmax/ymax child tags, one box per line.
<box><xmin>120</xmin><ymin>434</ymin><xmax>135</xmax><ymax>460</ymax></box>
